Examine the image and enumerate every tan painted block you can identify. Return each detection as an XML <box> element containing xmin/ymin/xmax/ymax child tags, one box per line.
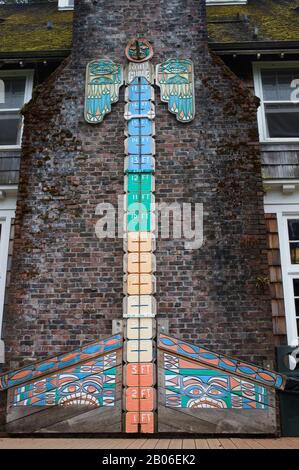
<box><xmin>125</xmin><ymin>274</ymin><xmax>156</xmax><ymax>295</ymax></box>
<box><xmin>126</xmin><ymin>339</ymin><xmax>153</xmax><ymax>362</ymax></box>
<box><xmin>123</xmin><ymin>295</ymin><xmax>156</xmax><ymax>318</ymax></box>
<box><xmin>126</xmin><ymin>318</ymin><xmax>155</xmax><ymax>339</ymax></box>
<box><xmin>125</xmin><ymin>231</ymin><xmax>156</xmax><ymax>253</ymax></box>
<box><xmin>127</xmin><ymin>253</ymin><xmax>155</xmax><ymax>273</ymax></box>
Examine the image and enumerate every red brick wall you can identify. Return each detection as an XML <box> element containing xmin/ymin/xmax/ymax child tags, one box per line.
<box><xmin>2</xmin><ymin>0</ymin><xmax>275</xmax><ymax>372</ymax></box>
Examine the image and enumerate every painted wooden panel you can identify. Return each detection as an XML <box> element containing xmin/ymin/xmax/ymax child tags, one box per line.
<box><xmin>126</xmin><ymin>339</ymin><xmax>153</xmax><ymax>362</ymax></box>
<box><xmin>125</xmin><ymin>274</ymin><xmax>156</xmax><ymax>295</ymax></box>
<box><xmin>126</xmin><ymin>318</ymin><xmax>155</xmax><ymax>340</ymax></box>
<box><xmin>125</xmin><ymin>363</ymin><xmax>155</xmax><ymax>387</ymax></box>
<box><xmin>158</xmin><ymin>334</ymin><xmax>285</xmax><ymax>390</ymax></box>
<box><xmin>124</xmin><ymin>295</ymin><xmax>156</xmax><ymax>318</ymax></box>
<box><xmin>126</xmin><ymin>232</ymin><xmax>156</xmax><ymax>253</ymax></box>
<box><xmin>125</xmin><ymin>136</ymin><xmax>155</xmax><ymax>156</ymax></box>
<box><xmin>126</xmin><ymin>253</ymin><xmax>155</xmax><ymax>273</ymax></box>
<box><xmin>163</xmin><ymin>353</ymin><xmax>269</xmax><ymax>410</ymax></box>
<box><xmin>127</xmin><ymin>118</ymin><xmax>154</xmax><ymax>136</ymax></box>
<box><xmin>156</xmin><ymin>59</ymin><xmax>195</xmax><ymax>122</ymax></box>
<box><xmin>85</xmin><ymin>59</ymin><xmax>123</xmax><ymax>124</ymax></box>
<box><xmin>126</xmin><ymin>174</ymin><xmax>155</xmax><ymax>192</ymax></box>
<box><xmin>125</xmin><ymin>386</ymin><xmax>155</xmax><ymax>411</ymax></box>
<box><xmin>125</xmin><ymin>411</ymin><xmax>154</xmax><ymax>433</ymax></box>
<box><xmin>0</xmin><ymin>334</ymin><xmax>122</xmax><ymax>391</ymax></box>
<box><xmin>125</xmin><ymin>61</ymin><xmax>154</xmax><ymax>85</ymax></box>
<box><xmin>125</xmin><ymin>155</ymin><xmax>155</xmax><ymax>173</ymax></box>
<box><xmin>10</xmin><ymin>353</ymin><xmax>118</xmax><ymax>408</ymax></box>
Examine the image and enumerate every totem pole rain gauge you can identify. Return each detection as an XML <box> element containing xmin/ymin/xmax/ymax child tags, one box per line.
<box><xmin>84</xmin><ymin>38</ymin><xmax>195</xmax><ymax>432</ymax></box>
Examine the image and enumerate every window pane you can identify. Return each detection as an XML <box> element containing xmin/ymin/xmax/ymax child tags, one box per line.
<box><xmin>0</xmin><ymin>112</ymin><xmax>22</xmax><ymax>146</ymax></box>
<box><xmin>290</xmin><ymin>243</ymin><xmax>299</xmax><ymax>264</ymax></box>
<box><xmin>262</xmin><ymin>69</ymin><xmax>299</xmax><ymax>102</ymax></box>
<box><xmin>288</xmin><ymin>219</ymin><xmax>299</xmax><ymax>241</ymax></box>
<box><xmin>0</xmin><ymin>76</ymin><xmax>26</xmax><ymax>110</ymax></box>
<box><xmin>294</xmin><ymin>279</ymin><xmax>299</xmax><ymax>297</ymax></box>
<box><xmin>265</xmin><ymin>103</ymin><xmax>299</xmax><ymax>138</ymax></box>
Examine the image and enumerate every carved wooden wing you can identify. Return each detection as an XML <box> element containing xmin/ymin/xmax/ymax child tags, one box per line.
<box><xmin>156</xmin><ymin>59</ymin><xmax>195</xmax><ymax>123</ymax></box>
<box><xmin>85</xmin><ymin>59</ymin><xmax>123</xmax><ymax>124</ymax></box>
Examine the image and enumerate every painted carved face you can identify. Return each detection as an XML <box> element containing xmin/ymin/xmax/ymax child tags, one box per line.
<box><xmin>185</xmin><ymin>376</ymin><xmax>230</xmax><ymax>409</ymax></box>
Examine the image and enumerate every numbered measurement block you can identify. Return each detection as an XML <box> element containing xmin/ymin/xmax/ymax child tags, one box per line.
<box><xmin>126</xmin><ymin>210</ymin><xmax>154</xmax><ymax>232</ymax></box>
<box><xmin>125</xmin><ymin>232</ymin><xmax>156</xmax><ymax>253</ymax></box>
<box><xmin>125</xmin><ymin>155</ymin><xmax>155</xmax><ymax>173</ymax></box>
<box><xmin>124</xmin><ymin>252</ymin><xmax>156</xmax><ymax>273</ymax></box>
<box><xmin>124</xmin><ymin>101</ymin><xmax>155</xmax><ymax>120</ymax></box>
<box><xmin>125</xmin><ymin>411</ymin><xmax>154</xmax><ymax>433</ymax></box>
<box><xmin>125</xmin><ymin>387</ymin><xmax>155</xmax><ymax>412</ymax></box>
<box><xmin>126</xmin><ymin>77</ymin><xmax>153</xmax><ymax>102</ymax></box>
<box><xmin>124</xmin><ymin>273</ymin><xmax>156</xmax><ymax>295</ymax></box>
<box><xmin>126</xmin><ymin>192</ymin><xmax>154</xmax><ymax>212</ymax></box>
<box><xmin>123</xmin><ymin>295</ymin><xmax>156</xmax><ymax>318</ymax></box>
<box><xmin>127</xmin><ymin>118</ymin><xmax>154</xmax><ymax>136</ymax></box>
<box><xmin>126</xmin><ymin>318</ymin><xmax>155</xmax><ymax>340</ymax></box>
<box><xmin>126</xmin><ymin>136</ymin><xmax>155</xmax><ymax>156</ymax></box>
<box><xmin>126</xmin><ymin>173</ymin><xmax>155</xmax><ymax>192</ymax></box>
<box><xmin>126</xmin><ymin>339</ymin><xmax>153</xmax><ymax>362</ymax></box>
<box><xmin>125</xmin><ymin>363</ymin><xmax>155</xmax><ymax>387</ymax></box>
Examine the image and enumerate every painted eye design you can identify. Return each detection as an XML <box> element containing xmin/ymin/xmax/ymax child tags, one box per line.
<box><xmin>82</xmin><ymin>380</ymin><xmax>103</xmax><ymax>396</ymax></box>
<box><xmin>59</xmin><ymin>382</ymin><xmax>81</xmax><ymax>396</ymax></box>
<box><xmin>208</xmin><ymin>386</ymin><xmax>226</xmax><ymax>398</ymax></box>
<box><xmin>184</xmin><ymin>385</ymin><xmax>205</xmax><ymax>398</ymax></box>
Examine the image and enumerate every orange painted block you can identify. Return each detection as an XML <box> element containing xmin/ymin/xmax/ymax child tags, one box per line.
<box><xmin>125</xmin><ymin>412</ymin><xmax>154</xmax><ymax>433</ymax></box>
<box><xmin>126</xmin><ymin>386</ymin><xmax>155</xmax><ymax>411</ymax></box>
<box><xmin>126</xmin><ymin>363</ymin><xmax>154</xmax><ymax>386</ymax></box>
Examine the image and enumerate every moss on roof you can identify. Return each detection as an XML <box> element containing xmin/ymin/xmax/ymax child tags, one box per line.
<box><xmin>0</xmin><ymin>4</ymin><xmax>73</xmax><ymax>53</ymax></box>
<box><xmin>0</xmin><ymin>0</ymin><xmax>298</xmax><ymax>54</ymax></box>
<box><xmin>207</xmin><ymin>0</ymin><xmax>299</xmax><ymax>43</ymax></box>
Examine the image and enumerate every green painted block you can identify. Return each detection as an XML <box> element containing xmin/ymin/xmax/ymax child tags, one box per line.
<box><xmin>127</xmin><ymin>211</ymin><xmax>151</xmax><ymax>231</ymax></box>
<box><xmin>127</xmin><ymin>192</ymin><xmax>153</xmax><ymax>212</ymax></box>
<box><xmin>127</xmin><ymin>173</ymin><xmax>153</xmax><ymax>192</ymax></box>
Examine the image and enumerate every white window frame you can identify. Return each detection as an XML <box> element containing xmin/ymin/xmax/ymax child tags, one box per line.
<box><xmin>253</xmin><ymin>61</ymin><xmax>299</xmax><ymax>143</ymax></box>
<box><xmin>58</xmin><ymin>0</ymin><xmax>74</xmax><ymax>10</ymax></box>
<box><xmin>0</xmin><ymin>69</ymin><xmax>34</xmax><ymax>150</ymax></box>
<box><xmin>0</xmin><ymin>205</ymin><xmax>15</xmax><ymax>363</ymax></box>
<box><xmin>206</xmin><ymin>0</ymin><xmax>247</xmax><ymax>5</ymax></box>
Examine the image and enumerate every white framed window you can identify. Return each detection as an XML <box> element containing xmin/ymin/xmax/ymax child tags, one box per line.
<box><xmin>0</xmin><ymin>195</ymin><xmax>16</xmax><ymax>363</ymax></box>
<box><xmin>206</xmin><ymin>1</ymin><xmax>247</xmax><ymax>5</ymax></box>
<box><xmin>0</xmin><ymin>70</ymin><xmax>34</xmax><ymax>150</ymax></box>
<box><xmin>253</xmin><ymin>62</ymin><xmax>299</xmax><ymax>143</ymax></box>
<box><xmin>58</xmin><ymin>0</ymin><xmax>74</xmax><ymax>10</ymax></box>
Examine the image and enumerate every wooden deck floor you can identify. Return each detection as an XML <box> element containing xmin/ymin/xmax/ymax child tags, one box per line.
<box><xmin>0</xmin><ymin>437</ymin><xmax>298</xmax><ymax>449</ymax></box>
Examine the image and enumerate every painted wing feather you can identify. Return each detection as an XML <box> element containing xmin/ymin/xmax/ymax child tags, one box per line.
<box><xmin>156</xmin><ymin>59</ymin><xmax>195</xmax><ymax>123</ymax></box>
<box><xmin>85</xmin><ymin>59</ymin><xmax>123</xmax><ymax>124</ymax></box>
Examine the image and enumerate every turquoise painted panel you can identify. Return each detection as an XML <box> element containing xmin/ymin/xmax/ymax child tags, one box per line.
<box><xmin>127</xmin><ymin>174</ymin><xmax>153</xmax><ymax>192</ymax></box>
<box><xmin>85</xmin><ymin>59</ymin><xmax>123</xmax><ymax>124</ymax></box>
<box><xmin>127</xmin><ymin>211</ymin><xmax>152</xmax><ymax>232</ymax></box>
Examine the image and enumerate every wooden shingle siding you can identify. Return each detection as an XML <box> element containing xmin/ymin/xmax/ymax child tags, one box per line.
<box><xmin>265</xmin><ymin>213</ymin><xmax>287</xmax><ymax>342</ymax></box>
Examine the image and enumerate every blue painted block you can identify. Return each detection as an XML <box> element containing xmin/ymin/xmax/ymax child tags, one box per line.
<box><xmin>128</xmin><ymin>100</ymin><xmax>152</xmax><ymax>116</ymax></box>
<box><xmin>128</xmin><ymin>136</ymin><xmax>153</xmax><ymax>155</ymax></box>
<box><xmin>128</xmin><ymin>118</ymin><xmax>152</xmax><ymax>136</ymax></box>
<box><xmin>128</xmin><ymin>79</ymin><xmax>152</xmax><ymax>102</ymax></box>
<box><xmin>126</xmin><ymin>155</ymin><xmax>154</xmax><ymax>173</ymax></box>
